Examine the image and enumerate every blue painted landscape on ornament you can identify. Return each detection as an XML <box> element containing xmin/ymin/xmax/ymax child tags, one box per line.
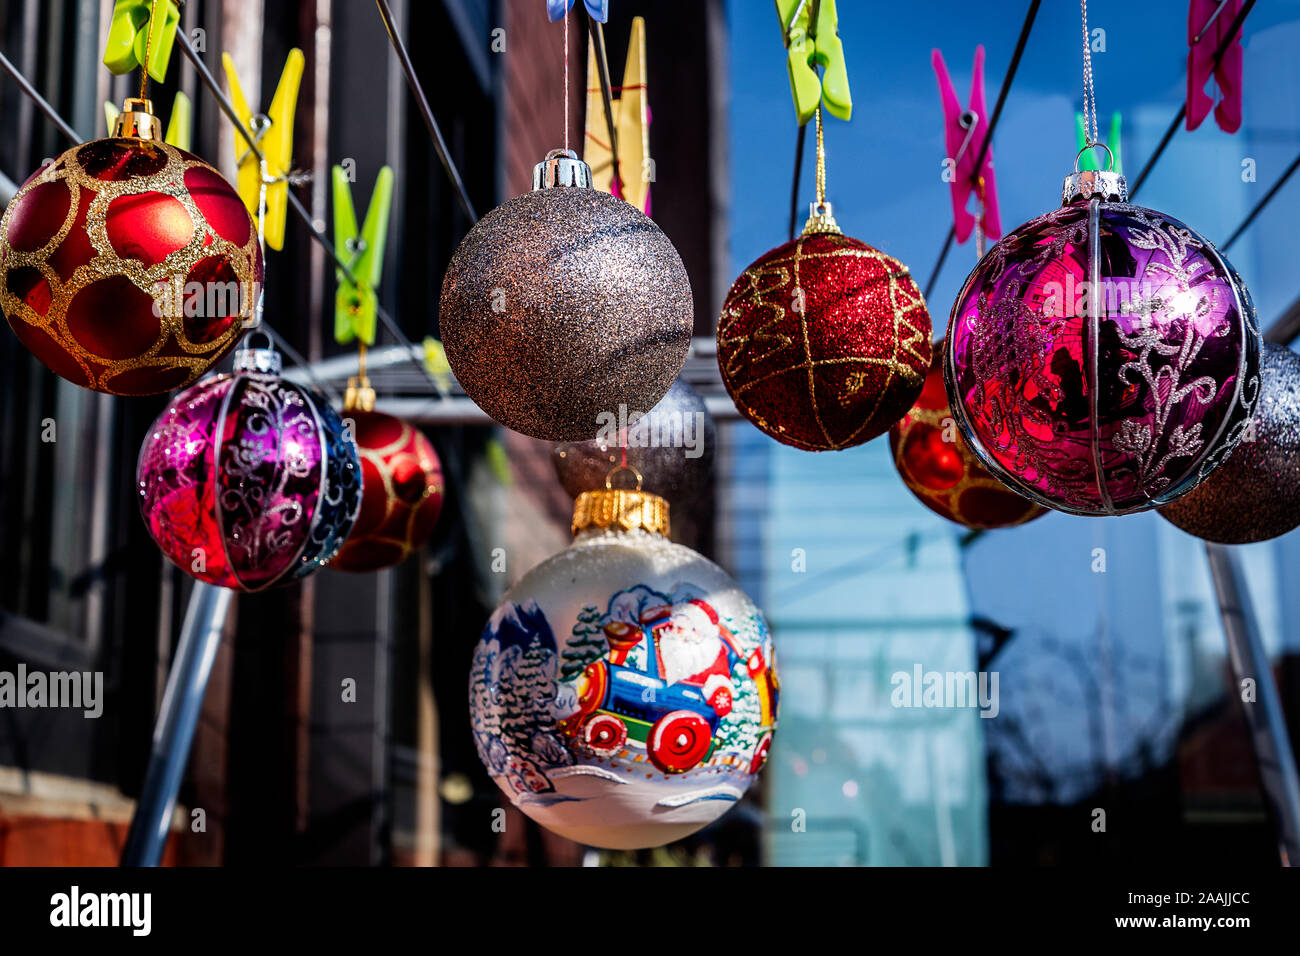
<box><xmin>469</xmin><ymin>583</ymin><xmax>778</xmax><ymax>808</ymax></box>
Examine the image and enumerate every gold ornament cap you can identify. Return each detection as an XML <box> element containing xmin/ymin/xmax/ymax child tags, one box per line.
<box><xmin>802</xmin><ymin>200</ymin><xmax>841</xmax><ymax>236</ymax></box>
<box><xmin>344</xmin><ymin>375</ymin><xmax>376</xmax><ymax>412</ymax></box>
<box><xmin>571</xmin><ymin>466</ymin><xmax>670</xmax><ymax>538</ymax></box>
<box><xmin>112</xmin><ymin>98</ymin><xmax>163</xmax><ymax>142</ymax></box>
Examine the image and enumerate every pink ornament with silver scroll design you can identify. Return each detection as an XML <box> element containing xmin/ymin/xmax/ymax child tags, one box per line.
<box><xmin>944</xmin><ymin>160</ymin><xmax>1260</xmax><ymax>515</ymax></box>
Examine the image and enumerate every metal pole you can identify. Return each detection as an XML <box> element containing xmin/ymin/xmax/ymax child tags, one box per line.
<box><xmin>121</xmin><ymin>583</ymin><xmax>233</xmax><ymax>867</ymax></box>
<box><xmin>1205</xmin><ymin>543</ymin><xmax>1300</xmax><ymax>866</ymax></box>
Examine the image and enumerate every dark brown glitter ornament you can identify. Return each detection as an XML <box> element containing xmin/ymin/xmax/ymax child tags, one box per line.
<box><xmin>552</xmin><ymin>377</ymin><xmax>715</xmax><ymax>506</ymax></box>
<box><xmin>438</xmin><ymin>150</ymin><xmax>692</xmax><ymax>442</ymax></box>
<box><xmin>1159</xmin><ymin>342</ymin><xmax>1300</xmax><ymax>544</ymax></box>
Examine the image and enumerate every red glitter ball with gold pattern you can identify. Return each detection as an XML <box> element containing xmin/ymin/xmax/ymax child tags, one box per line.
<box><xmin>331</xmin><ymin>410</ymin><xmax>445</xmax><ymax>573</ymax></box>
<box><xmin>0</xmin><ymin>133</ymin><xmax>262</xmax><ymax>395</ymax></box>
<box><xmin>717</xmin><ymin>225</ymin><xmax>932</xmax><ymax>450</ymax></box>
<box><xmin>890</xmin><ymin>348</ymin><xmax>1046</xmax><ymax>529</ymax></box>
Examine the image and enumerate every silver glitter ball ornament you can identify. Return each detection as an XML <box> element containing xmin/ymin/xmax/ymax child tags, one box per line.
<box><xmin>552</xmin><ymin>377</ymin><xmax>715</xmax><ymax>505</ymax></box>
<box><xmin>1159</xmin><ymin>342</ymin><xmax>1300</xmax><ymax>544</ymax></box>
<box><xmin>439</xmin><ymin>149</ymin><xmax>693</xmax><ymax>442</ymax></box>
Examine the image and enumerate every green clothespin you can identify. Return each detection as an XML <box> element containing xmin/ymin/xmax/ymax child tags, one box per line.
<box><xmin>775</xmin><ymin>0</ymin><xmax>852</xmax><ymax>125</ymax></box>
<box><xmin>104</xmin><ymin>91</ymin><xmax>191</xmax><ymax>148</ymax></box>
<box><xmin>333</xmin><ymin>165</ymin><xmax>394</xmax><ymax>347</ymax></box>
<box><xmin>1075</xmin><ymin>110</ymin><xmax>1123</xmax><ymax>175</ymax></box>
<box><xmin>103</xmin><ymin>0</ymin><xmax>181</xmax><ymax>84</ymax></box>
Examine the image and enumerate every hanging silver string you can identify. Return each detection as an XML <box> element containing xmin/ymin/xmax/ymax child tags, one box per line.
<box><xmin>1080</xmin><ymin>0</ymin><xmax>1100</xmax><ymax>146</ymax></box>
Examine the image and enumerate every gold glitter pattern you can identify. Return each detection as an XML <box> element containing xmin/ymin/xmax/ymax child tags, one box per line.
<box><xmin>717</xmin><ymin>232</ymin><xmax>931</xmax><ymax>451</ymax></box>
<box><xmin>0</xmin><ymin>138</ymin><xmax>262</xmax><ymax>394</ymax></box>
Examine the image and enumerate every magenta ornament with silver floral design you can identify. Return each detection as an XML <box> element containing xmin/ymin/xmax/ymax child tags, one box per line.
<box><xmin>944</xmin><ymin>168</ymin><xmax>1260</xmax><ymax>516</ymax></box>
<box><xmin>136</xmin><ymin>342</ymin><xmax>362</xmax><ymax>590</ymax></box>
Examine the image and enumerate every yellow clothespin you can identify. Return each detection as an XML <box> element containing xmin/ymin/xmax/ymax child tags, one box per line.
<box><xmin>775</xmin><ymin>0</ymin><xmax>852</xmax><ymax>126</ymax></box>
<box><xmin>105</xmin><ymin>90</ymin><xmax>191</xmax><ymax>149</ymax></box>
<box><xmin>102</xmin><ymin>0</ymin><xmax>180</xmax><ymax>84</ymax></box>
<box><xmin>584</xmin><ymin>16</ymin><xmax>651</xmax><ymax>213</ymax></box>
<box><xmin>222</xmin><ymin>49</ymin><xmax>305</xmax><ymax>251</ymax></box>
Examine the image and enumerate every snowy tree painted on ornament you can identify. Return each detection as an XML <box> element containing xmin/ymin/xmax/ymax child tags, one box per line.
<box><xmin>470</xmin><ymin>599</ymin><xmax>573</xmax><ymax>786</ymax></box>
<box><xmin>715</xmin><ymin>659</ymin><xmax>763</xmax><ymax>758</ymax></box>
<box><xmin>561</xmin><ymin>605</ymin><xmax>607</xmax><ymax>680</ymax></box>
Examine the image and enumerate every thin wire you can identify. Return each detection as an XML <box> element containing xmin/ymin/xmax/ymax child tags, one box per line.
<box><xmin>1222</xmin><ymin>146</ymin><xmax>1300</xmax><ymax>253</ymax></box>
<box><xmin>173</xmin><ymin>29</ymin><xmax>447</xmax><ymax>399</ymax></box>
<box><xmin>591</xmin><ymin>21</ymin><xmax>623</xmax><ymax>191</ymax></box>
<box><xmin>373</xmin><ymin>0</ymin><xmax>478</xmax><ymax>222</ymax></box>
<box><xmin>787</xmin><ymin>122</ymin><xmax>807</xmax><ymax>241</ymax></box>
<box><xmin>1130</xmin><ymin>0</ymin><xmax>1255</xmax><ymax>199</ymax></box>
<box><xmin>0</xmin><ymin>49</ymin><xmax>83</xmax><ymax>143</ymax></box>
<box><xmin>1080</xmin><ymin>0</ymin><xmax>1098</xmax><ymax>145</ymax></box>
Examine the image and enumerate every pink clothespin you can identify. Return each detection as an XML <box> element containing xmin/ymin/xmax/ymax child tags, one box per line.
<box><xmin>1187</xmin><ymin>0</ymin><xmax>1242</xmax><ymax>133</ymax></box>
<box><xmin>933</xmin><ymin>46</ymin><xmax>1001</xmax><ymax>246</ymax></box>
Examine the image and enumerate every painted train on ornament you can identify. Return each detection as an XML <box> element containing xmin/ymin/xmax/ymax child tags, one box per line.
<box><xmin>470</xmin><ymin>582</ymin><xmax>778</xmax><ymax>849</ymax></box>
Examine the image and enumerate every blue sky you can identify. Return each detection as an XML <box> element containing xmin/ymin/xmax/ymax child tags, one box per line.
<box><xmin>726</xmin><ymin>0</ymin><xmax>1300</xmax><ymax>324</ymax></box>
<box><xmin>722</xmin><ymin>2</ymin><xmax>1300</xmax><ymax>841</ymax></box>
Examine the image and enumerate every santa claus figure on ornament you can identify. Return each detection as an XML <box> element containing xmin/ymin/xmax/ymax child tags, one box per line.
<box><xmin>642</xmin><ymin>598</ymin><xmax>739</xmax><ymax>717</ymax></box>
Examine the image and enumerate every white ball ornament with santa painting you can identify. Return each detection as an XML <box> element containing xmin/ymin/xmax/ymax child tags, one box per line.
<box><xmin>469</xmin><ymin>483</ymin><xmax>779</xmax><ymax>849</ymax></box>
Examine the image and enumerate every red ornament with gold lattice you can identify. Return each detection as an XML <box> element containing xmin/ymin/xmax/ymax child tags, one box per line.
<box><xmin>330</xmin><ymin>409</ymin><xmax>444</xmax><ymax>573</ymax></box>
<box><xmin>889</xmin><ymin>348</ymin><xmax>1046</xmax><ymax>529</ymax></box>
<box><xmin>717</xmin><ymin>214</ymin><xmax>932</xmax><ymax>451</ymax></box>
<box><xmin>0</xmin><ymin>121</ymin><xmax>262</xmax><ymax>395</ymax></box>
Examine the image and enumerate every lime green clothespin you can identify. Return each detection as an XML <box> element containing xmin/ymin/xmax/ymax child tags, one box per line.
<box><xmin>775</xmin><ymin>0</ymin><xmax>852</xmax><ymax>126</ymax></box>
<box><xmin>165</xmin><ymin>91</ymin><xmax>192</xmax><ymax>151</ymax></box>
<box><xmin>1076</xmin><ymin>111</ymin><xmax>1123</xmax><ymax>175</ymax></box>
<box><xmin>103</xmin><ymin>0</ymin><xmax>181</xmax><ymax>84</ymax></box>
<box><xmin>105</xmin><ymin>91</ymin><xmax>191</xmax><ymax>148</ymax></box>
<box><xmin>333</xmin><ymin>165</ymin><xmax>394</xmax><ymax>347</ymax></box>
<box><xmin>421</xmin><ymin>337</ymin><xmax>454</xmax><ymax>395</ymax></box>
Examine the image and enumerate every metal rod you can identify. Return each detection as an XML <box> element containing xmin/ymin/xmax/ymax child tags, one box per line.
<box><xmin>1222</xmin><ymin>147</ymin><xmax>1300</xmax><ymax>252</ymax></box>
<box><xmin>374</xmin><ymin>0</ymin><xmax>478</xmax><ymax>222</ymax></box>
<box><xmin>0</xmin><ymin>48</ymin><xmax>83</xmax><ymax>143</ymax></box>
<box><xmin>1205</xmin><ymin>544</ymin><xmax>1300</xmax><ymax>866</ymax></box>
<box><xmin>924</xmin><ymin>0</ymin><xmax>1041</xmax><ymax>294</ymax></box>
<box><xmin>1130</xmin><ymin>0</ymin><xmax>1254</xmax><ymax>199</ymax></box>
<box><xmin>121</xmin><ymin>583</ymin><xmax>233</xmax><ymax>866</ymax></box>
<box><xmin>590</xmin><ymin>19</ymin><xmax>623</xmax><ymax>193</ymax></box>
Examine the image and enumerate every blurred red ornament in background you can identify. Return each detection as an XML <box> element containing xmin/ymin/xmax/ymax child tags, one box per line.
<box><xmin>0</xmin><ymin>136</ymin><xmax>262</xmax><ymax>395</ymax></box>
<box><xmin>890</xmin><ymin>348</ymin><xmax>1046</xmax><ymax>529</ymax></box>
<box><xmin>717</xmin><ymin>229</ymin><xmax>931</xmax><ymax>451</ymax></box>
<box><xmin>331</xmin><ymin>409</ymin><xmax>444</xmax><ymax>573</ymax></box>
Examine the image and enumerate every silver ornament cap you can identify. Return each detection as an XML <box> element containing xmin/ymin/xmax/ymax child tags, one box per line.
<box><xmin>532</xmin><ymin>148</ymin><xmax>593</xmax><ymax>190</ymax></box>
<box><xmin>1062</xmin><ymin>143</ymin><xmax>1127</xmax><ymax>205</ymax></box>
<box><xmin>232</xmin><ymin>331</ymin><xmax>282</xmax><ymax>375</ymax></box>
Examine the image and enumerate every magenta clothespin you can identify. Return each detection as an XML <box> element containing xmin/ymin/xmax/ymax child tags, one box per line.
<box><xmin>1187</xmin><ymin>0</ymin><xmax>1242</xmax><ymax>133</ymax></box>
<box><xmin>933</xmin><ymin>46</ymin><xmax>1002</xmax><ymax>246</ymax></box>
